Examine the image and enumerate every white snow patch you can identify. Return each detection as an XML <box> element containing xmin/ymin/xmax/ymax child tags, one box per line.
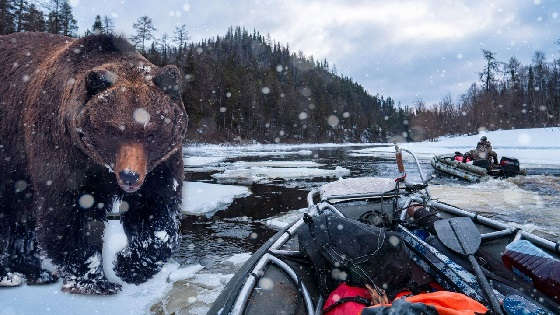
<box><xmin>167</xmin><ymin>264</ymin><xmax>204</xmax><ymax>282</ymax></box>
<box><xmin>183</xmin><ymin>156</ymin><xmax>226</xmax><ymax>167</ymax></box>
<box><xmin>155</xmin><ymin>231</ymin><xmax>169</xmax><ymax>242</ymax></box>
<box><xmin>182</xmin><ymin>182</ymin><xmax>251</xmax><ymax>216</ymax></box>
<box><xmin>263</xmin><ymin>208</ymin><xmax>306</xmax><ymax>230</ymax></box>
<box><xmin>212</xmin><ymin>166</ymin><xmax>350</xmax><ymax>184</ymax></box>
<box><xmin>223</xmin><ymin>252</ymin><xmax>252</xmax><ymax>266</ymax></box>
<box><xmin>230</xmin><ymin>160</ymin><xmax>323</xmax><ymax>168</ymax></box>
<box><xmin>102</xmin><ymin>220</ymin><xmax>128</xmax><ymax>284</ymax></box>
<box><xmin>1</xmin><ymin>263</ymin><xmax>181</xmax><ymax>315</ymax></box>
<box><xmin>348</xmin><ymin>127</ymin><xmax>560</xmax><ymax>166</ymax></box>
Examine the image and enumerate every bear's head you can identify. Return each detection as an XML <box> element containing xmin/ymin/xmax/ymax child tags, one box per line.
<box><xmin>67</xmin><ymin>36</ymin><xmax>187</xmax><ymax>193</ymax></box>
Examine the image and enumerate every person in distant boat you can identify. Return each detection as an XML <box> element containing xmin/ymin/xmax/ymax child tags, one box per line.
<box><xmin>475</xmin><ymin>136</ymin><xmax>498</xmax><ymax>164</ymax></box>
<box><xmin>463</xmin><ymin>136</ymin><xmax>498</xmax><ymax>165</ymax></box>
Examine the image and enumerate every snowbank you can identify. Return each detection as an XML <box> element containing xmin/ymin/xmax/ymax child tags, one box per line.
<box><xmin>211</xmin><ymin>166</ymin><xmax>351</xmax><ymax>184</ymax></box>
<box><xmin>350</xmin><ymin>127</ymin><xmax>560</xmax><ymax>166</ymax></box>
<box><xmin>182</xmin><ymin>182</ymin><xmax>251</xmax><ymax>217</ymax></box>
<box><xmin>1</xmin><ymin>263</ymin><xmax>181</xmax><ymax>315</ymax></box>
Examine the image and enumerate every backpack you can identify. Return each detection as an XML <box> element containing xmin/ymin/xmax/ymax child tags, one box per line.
<box><xmin>297</xmin><ymin>213</ymin><xmax>414</xmax><ymax>299</ymax></box>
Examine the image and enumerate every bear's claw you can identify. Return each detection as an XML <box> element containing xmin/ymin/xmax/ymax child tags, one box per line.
<box><xmin>0</xmin><ymin>272</ymin><xmax>24</xmax><ymax>287</ymax></box>
<box><xmin>26</xmin><ymin>269</ymin><xmax>59</xmax><ymax>285</ymax></box>
<box><xmin>61</xmin><ymin>278</ymin><xmax>122</xmax><ymax>295</ymax></box>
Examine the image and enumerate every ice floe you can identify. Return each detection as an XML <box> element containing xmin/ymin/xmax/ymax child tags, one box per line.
<box><xmin>182</xmin><ymin>182</ymin><xmax>251</xmax><ymax>217</ymax></box>
<box><xmin>223</xmin><ymin>252</ymin><xmax>252</xmax><ymax>266</ymax></box>
<box><xmin>211</xmin><ymin>166</ymin><xmax>350</xmax><ymax>184</ymax></box>
<box><xmin>183</xmin><ymin>156</ymin><xmax>226</xmax><ymax>167</ymax></box>
<box><xmin>230</xmin><ymin>160</ymin><xmax>323</xmax><ymax>168</ymax></box>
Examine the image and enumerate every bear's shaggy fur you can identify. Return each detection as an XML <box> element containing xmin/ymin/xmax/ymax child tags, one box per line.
<box><xmin>0</xmin><ymin>32</ymin><xmax>187</xmax><ymax>294</ymax></box>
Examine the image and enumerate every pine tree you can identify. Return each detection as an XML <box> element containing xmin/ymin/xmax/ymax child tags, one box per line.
<box><xmin>22</xmin><ymin>3</ymin><xmax>45</xmax><ymax>32</ymax></box>
<box><xmin>131</xmin><ymin>16</ymin><xmax>156</xmax><ymax>52</ymax></box>
<box><xmin>0</xmin><ymin>0</ymin><xmax>15</xmax><ymax>35</ymax></box>
<box><xmin>103</xmin><ymin>15</ymin><xmax>114</xmax><ymax>34</ymax></box>
<box><xmin>46</xmin><ymin>0</ymin><xmax>62</xmax><ymax>34</ymax></box>
<box><xmin>173</xmin><ymin>24</ymin><xmax>189</xmax><ymax>51</ymax></box>
<box><xmin>12</xmin><ymin>0</ymin><xmax>28</xmax><ymax>32</ymax></box>
<box><xmin>92</xmin><ymin>14</ymin><xmax>103</xmax><ymax>34</ymax></box>
<box><xmin>59</xmin><ymin>1</ymin><xmax>77</xmax><ymax>36</ymax></box>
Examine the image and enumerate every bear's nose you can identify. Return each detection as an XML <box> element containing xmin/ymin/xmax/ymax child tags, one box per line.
<box><xmin>119</xmin><ymin>170</ymin><xmax>140</xmax><ymax>186</ymax></box>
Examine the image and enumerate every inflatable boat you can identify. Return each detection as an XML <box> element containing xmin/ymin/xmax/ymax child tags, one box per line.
<box><xmin>210</xmin><ymin>147</ymin><xmax>559</xmax><ymax>315</ymax></box>
<box><xmin>431</xmin><ymin>154</ymin><xmax>524</xmax><ymax>182</ymax></box>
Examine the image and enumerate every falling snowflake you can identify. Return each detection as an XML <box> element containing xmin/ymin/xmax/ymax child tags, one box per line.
<box><xmin>327</xmin><ymin>115</ymin><xmax>339</xmax><ymax>127</ymax></box>
<box><xmin>261</xmin><ymin>86</ymin><xmax>270</xmax><ymax>94</ymax></box>
<box><xmin>79</xmin><ymin>194</ymin><xmax>95</xmax><ymax>209</ymax></box>
<box><xmin>133</xmin><ymin>108</ymin><xmax>150</xmax><ymax>126</ymax></box>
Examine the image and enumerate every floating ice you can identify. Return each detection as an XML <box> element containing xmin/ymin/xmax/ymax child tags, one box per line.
<box><xmin>182</xmin><ymin>182</ymin><xmax>251</xmax><ymax>216</ymax></box>
<box><xmin>223</xmin><ymin>252</ymin><xmax>252</xmax><ymax>266</ymax></box>
<box><xmin>211</xmin><ymin>166</ymin><xmax>350</xmax><ymax>184</ymax></box>
<box><xmin>183</xmin><ymin>156</ymin><xmax>226</xmax><ymax>167</ymax></box>
<box><xmin>167</xmin><ymin>264</ymin><xmax>204</xmax><ymax>282</ymax></box>
<box><xmin>230</xmin><ymin>160</ymin><xmax>323</xmax><ymax>168</ymax></box>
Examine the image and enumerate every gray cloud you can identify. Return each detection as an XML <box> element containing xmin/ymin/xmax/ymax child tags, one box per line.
<box><xmin>72</xmin><ymin>0</ymin><xmax>560</xmax><ymax>105</ymax></box>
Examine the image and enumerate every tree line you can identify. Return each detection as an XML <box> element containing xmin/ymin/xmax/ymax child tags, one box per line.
<box><xmin>2</xmin><ymin>6</ymin><xmax>558</xmax><ymax>143</ymax></box>
<box><xmin>410</xmin><ymin>48</ymin><xmax>560</xmax><ymax>141</ymax></box>
<box><xmin>0</xmin><ymin>0</ymin><xmax>79</xmax><ymax>36</ymax></box>
<box><xmin>136</xmin><ymin>22</ymin><xmax>410</xmax><ymax>143</ymax></box>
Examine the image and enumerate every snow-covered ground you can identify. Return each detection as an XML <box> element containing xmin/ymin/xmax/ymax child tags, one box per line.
<box><xmin>350</xmin><ymin>127</ymin><xmax>560</xmax><ymax>166</ymax></box>
<box><xmin>182</xmin><ymin>182</ymin><xmax>251</xmax><ymax>217</ymax></box>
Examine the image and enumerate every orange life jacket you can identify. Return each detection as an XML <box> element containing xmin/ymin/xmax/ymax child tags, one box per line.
<box><xmin>364</xmin><ymin>291</ymin><xmax>488</xmax><ymax>315</ymax></box>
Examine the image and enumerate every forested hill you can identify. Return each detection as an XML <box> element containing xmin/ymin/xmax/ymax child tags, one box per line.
<box><xmin>145</xmin><ymin>27</ymin><xmax>409</xmax><ymax>143</ymax></box>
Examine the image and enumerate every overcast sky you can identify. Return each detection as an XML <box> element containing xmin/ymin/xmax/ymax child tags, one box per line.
<box><xmin>71</xmin><ymin>0</ymin><xmax>559</xmax><ymax>105</ymax></box>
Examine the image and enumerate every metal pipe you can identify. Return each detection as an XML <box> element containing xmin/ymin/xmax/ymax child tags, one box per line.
<box><xmin>268</xmin><ymin>254</ymin><xmax>316</xmax><ymax>315</ymax></box>
<box><xmin>400</xmin><ymin>148</ymin><xmax>431</xmax><ymax>198</ymax></box>
<box><xmin>231</xmin><ymin>254</ymin><xmax>271</xmax><ymax>315</ymax></box>
<box><xmin>269</xmin><ymin>249</ymin><xmax>302</xmax><ymax>257</ymax></box>
<box><xmin>480</xmin><ymin>229</ymin><xmax>516</xmax><ymax>241</ymax></box>
<box><xmin>318</xmin><ymin>202</ymin><xmax>345</xmax><ymax>217</ymax></box>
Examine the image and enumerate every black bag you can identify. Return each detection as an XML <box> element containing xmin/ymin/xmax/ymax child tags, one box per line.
<box><xmin>297</xmin><ymin>213</ymin><xmax>414</xmax><ymax>299</ymax></box>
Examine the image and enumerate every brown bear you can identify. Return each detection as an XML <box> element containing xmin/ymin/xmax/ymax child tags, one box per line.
<box><xmin>0</xmin><ymin>32</ymin><xmax>187</xmax><ymax>294</ymax></box>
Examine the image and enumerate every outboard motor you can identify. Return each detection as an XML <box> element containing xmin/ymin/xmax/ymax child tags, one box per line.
<box><xmin>473</xmin><ymin>159</ymin><xmax>491</xmax><ymax>170</ymax></box>
<box><xmin>500</xmin><ymin>157</ymin><xmax>520</xmax><ymax>177</ymax></box>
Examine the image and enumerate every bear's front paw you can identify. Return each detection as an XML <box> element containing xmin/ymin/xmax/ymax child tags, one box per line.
<box><xmin>0</xmin><ymin>272</ymin><xmax>24</xmax><ymax>287</ymax></box>
<box><xmin>61</xmin><ymin>278</ymin><xmax>122</xmax><ymax>295</ymax></box>
<box><xmin>26</xmin><ymin>269</ymin><xmax>59</xmax><ymax>285</ymax></box>
<box><xmin>114</xmin><ymin>249</ymin><xmax>163</xmax><ymax>284</ymax></box>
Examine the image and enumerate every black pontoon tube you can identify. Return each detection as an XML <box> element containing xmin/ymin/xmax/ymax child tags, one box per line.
<box><xmin>318</xmin><ymin>202</ymin><xmax>345</xmax><ymax>217</ymax></box>
<box><xmin>429</xmin><ymin>200</ymin><xmax>560</xmax><ymax>255</ymax></box>
<box><xmin>230</xmin><ymin>219</ymin><xmax>315</xmax><ymax>315</ymax></box>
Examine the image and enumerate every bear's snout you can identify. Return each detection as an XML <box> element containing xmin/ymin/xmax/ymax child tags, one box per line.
<box><xmin>115</xmin><ymin>143</ymin><xmax>147</xmax><ymax>193</ymax></box>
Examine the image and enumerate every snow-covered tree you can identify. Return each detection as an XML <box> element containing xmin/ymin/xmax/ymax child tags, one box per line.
<box><xmin>131</xmin><ymin>15</ymin><xmax>156</xmax><ymax>52</ymax></box>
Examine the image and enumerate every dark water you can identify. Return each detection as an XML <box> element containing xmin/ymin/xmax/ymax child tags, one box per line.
<box><xmin>175</xmin><ymin>146</ymin><xmax>560</xmax><ymax>269</ymax></box>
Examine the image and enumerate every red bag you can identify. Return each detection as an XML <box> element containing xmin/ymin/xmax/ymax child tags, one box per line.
<box><xmin>323</xmin><ymin>283</ymin><xmax>371</xmax><ymax>315</ymax></box>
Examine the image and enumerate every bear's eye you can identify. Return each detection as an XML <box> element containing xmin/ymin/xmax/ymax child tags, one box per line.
<box><xmin>86</xmin><ymin>70</ymin><xmax>116</xmax><ymax>97</ymax></box>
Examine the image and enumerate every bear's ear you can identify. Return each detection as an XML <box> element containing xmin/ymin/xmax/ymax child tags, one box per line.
<box><xmin>86</xmin><ymin>70</ymin><xmax>116</xmax><ymax>97</ymax></box>
<box><xmin>153</xmin><ymin>65</ymin><xmax>182</xmax><ymax>101</ymax></box>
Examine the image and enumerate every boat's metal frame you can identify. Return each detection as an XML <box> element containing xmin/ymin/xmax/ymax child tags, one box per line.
<box><xmin>225</xmin><ymin>146</ymin><xmax>559</xmax><ymax>315</ymax></box>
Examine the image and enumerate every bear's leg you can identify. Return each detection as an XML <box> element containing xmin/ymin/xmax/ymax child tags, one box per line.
<box><xmin>115</xmin><ymin>154</ymin><xmax>182</xmax><ymax>284</ymax></box>
<box><xmin>36</xmin><ymin>187</ymin><xmax>121</xmax><ymax>295</ymax></box>
<box><xmin>0</xmin><ymin>176</ymin><xmax>57</xmax><ymax>287</ymax></box>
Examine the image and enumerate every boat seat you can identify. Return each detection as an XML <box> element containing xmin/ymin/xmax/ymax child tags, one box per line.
<box><xmin>319</xmin><ymin>177</ymin><xmax>397</xmax><ymax>201</ymax></box>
